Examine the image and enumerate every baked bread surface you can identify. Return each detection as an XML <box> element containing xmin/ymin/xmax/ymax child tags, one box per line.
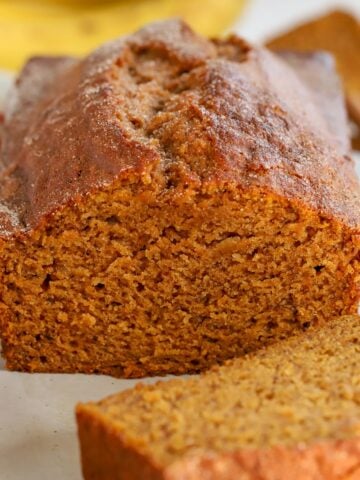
<box><xmin>0</xmin><ymin>20</ymin><xmax>359</xmax><ymax>230</ymax></box>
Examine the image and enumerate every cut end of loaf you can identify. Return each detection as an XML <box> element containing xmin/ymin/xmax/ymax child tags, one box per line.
<box><xmin>0</xmin><ymin>178</ymin><xmax>359</xmax><ymax>377</ymax></box>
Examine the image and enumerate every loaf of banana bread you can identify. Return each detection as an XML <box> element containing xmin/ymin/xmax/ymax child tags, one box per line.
<box><xmin>0</xmin><ymin>20</ymin><xmax>359</xmax><ymax>377</ymax></box>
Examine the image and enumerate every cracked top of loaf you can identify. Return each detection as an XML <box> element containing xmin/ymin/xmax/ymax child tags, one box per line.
<box><xmin>0</xmin><ymin>19</ymin><xmax>359</xmax><ymax>237</ymax></box>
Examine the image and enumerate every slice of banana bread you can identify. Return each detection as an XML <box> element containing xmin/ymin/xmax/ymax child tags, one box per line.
<box><xmin>0</xmin><ymin>20</ymin><xmax>359</xmax><ymax>377</ymax></box>
<box><xmin>77</xmin><ymin>315</ymin><xmax>360</xmax><ymax>480</ymax></box>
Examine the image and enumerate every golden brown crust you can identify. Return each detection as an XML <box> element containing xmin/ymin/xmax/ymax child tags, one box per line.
<box><xmin>0</xmin><ymin>19</ymin><xmax>359</xmax><ymax>237</ymax></box>
<box><xmin>77</xmin><ymin>406</ymin><xmax>164</xmax><ymax>480</ymax></box>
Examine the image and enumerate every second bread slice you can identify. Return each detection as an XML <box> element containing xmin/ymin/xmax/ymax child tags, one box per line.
<box><xmin>77</xmin><ymin>315</ymin><xmax>360</xmax><ymax>480</ymax></box>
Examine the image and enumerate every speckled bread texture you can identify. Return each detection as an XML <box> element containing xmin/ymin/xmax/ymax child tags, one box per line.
<box><xmin>0</xmin><ymin>20</ymin><xmax>359</xmax><ymax>377</ymax></box>
<box><xmin>76</xmin><ymin>315</ymin><xmax>360</xmax><ymax>480</ymax></box>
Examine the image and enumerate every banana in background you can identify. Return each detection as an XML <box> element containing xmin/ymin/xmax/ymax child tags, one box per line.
<box><xmin>0</xmin><ymin>0</ymin><xmax>246</xmax><ymax>70</ymax></box>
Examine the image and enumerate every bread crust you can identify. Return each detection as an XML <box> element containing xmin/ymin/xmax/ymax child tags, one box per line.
<box><xmin>77</xmin><ymin>405</ymin><xmax>165</xmax><ymax>480</ymax></box>
<box><xmin>0</xmin><ymin>19</ymin><xmax>359</xmax><ymax>236</ymax></box>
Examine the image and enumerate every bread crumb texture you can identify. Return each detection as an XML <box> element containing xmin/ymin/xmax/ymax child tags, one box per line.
<box><xmin>0</xmin><ymin>20</ymin><xmax>359</xmax><ymax>377</ymax></box>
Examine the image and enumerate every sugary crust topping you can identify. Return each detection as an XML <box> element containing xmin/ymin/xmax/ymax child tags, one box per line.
<box><xmin>0</xmin><ymin>19</ymin><xmax>359</xmax><ymax>236</ymax></box>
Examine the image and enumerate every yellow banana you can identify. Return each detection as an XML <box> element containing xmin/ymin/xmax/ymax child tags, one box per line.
<box><xmin>0</xmin><ymin>0</ymin><xmax>246</xmax><ymax>71</ymax></box>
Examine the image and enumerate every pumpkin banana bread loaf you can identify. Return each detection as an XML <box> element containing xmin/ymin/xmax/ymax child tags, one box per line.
<box><xmin>76</xmin><ymin>315</ymin><xmax>360</xmax><ymax>480</ymax></box>
<box><xmin>0</xmin><ymin>20</ymin><xmax>359</xmax><ymax>377</ymax></box>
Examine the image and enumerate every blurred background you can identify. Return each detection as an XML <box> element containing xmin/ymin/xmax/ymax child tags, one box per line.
<box><xmin>0</xmin><ymin>0</ymin><xmax>358</xmax><ymax>71</ymax></box>
<box><xmin>0</xmin><ymin>0</ymin><xmax>246</xmax><ymax>71</ymax></box>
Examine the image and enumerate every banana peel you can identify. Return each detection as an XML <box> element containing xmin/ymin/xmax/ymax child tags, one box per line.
<box><xmin>0</xmin><ymin>0</ymin><xmax>246</xmax><ymax>71</ymax></box>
